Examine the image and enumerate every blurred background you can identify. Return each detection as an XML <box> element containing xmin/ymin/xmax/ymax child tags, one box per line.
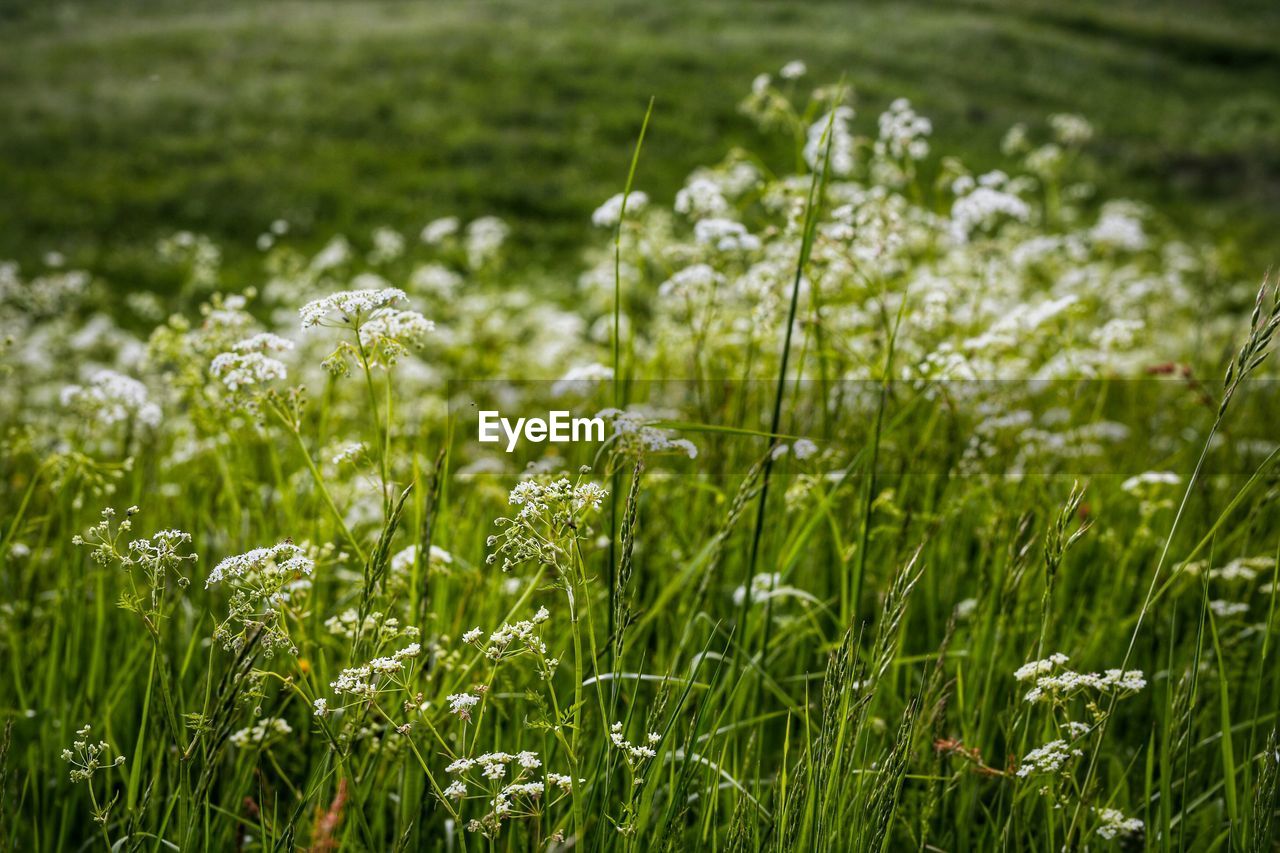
<box><xmin>2</xmin><ymin>0</ymin><xmax>1278</xmax><ymax>286</ymax></box>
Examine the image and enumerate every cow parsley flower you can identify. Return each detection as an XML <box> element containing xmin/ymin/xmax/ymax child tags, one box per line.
<box><xmin>876</xmin><ymin>98</ymin><xmax>931</xmax><ymax>161</ymax></box>
<box><xmin>60</xmin><ymin>724</ymin><xmax>127</xmax><ymax>825</ymax></box>
<box><xmin>421</xmin><ymin>216</ymin><xmax>460</xmax><ymax>245</ymax></box>
<box><xmin>1091</xmin><ymin>203</ymin><xmax>1148</xmax><ymax>252</ymax></box>
<box><xmin>804</xmin><ymin>106</ymin><xmax>856</xmax><ymax>177</ymax></box>
<box><xmin>1050</xmin><ymin>113</ymin><xmax>1094</xmax><ymax>146</ymax></box>
<box><xmin>674</xmin><ymin>177</ymin><xmax>730</xmax><ymax>220</ymax></box>
<box><xmin>1120</xmin><ymin>470</ymin><xmax>1180</xmax><ymax>494</ymax></box>
<box><xmin>62</xmin><ymin>724</ymin><xmax>126</xmax><ymax>784</ymax></box>
<box><xmin>1094</xmin><ymin>807</ymin><xmax>1143</xmax><ymax>840</ymax></box>
<box><xmin>310</xmin><ymin>235</ymin><xmax>352</xmax><ymax>272</ymax></box>
<box><xmin>1016</xmin><ymin>739</ymin><xmax>1081</xmax><ymax>777</ymax></box>
<box><xmin>444</xmin><ymin>749</ymin><xmax>568</xmax><ymax>836</ymax></box>
<box><xmin>1210</xmin><ymin>557</ymin><xmax>1270</xmax><ymax>582</ymax></box>
<box><xmin>61</xmin><ymin>370</ymin><xmax>162</xmax><ymax>428</ymax></box>
<box><xmin>490</xmin><ymin>476</ymin><xmax>609</xmax><ymax>572</ymax></box>
<box><xmin>465</xmin><ymin>217</ymin><xmax>509</xmax><ymax>269</ymax></box>
<box><xmin>592</xmin><ymin>191</ymin><xmax>649</xmax><ymax>228</ymax></box>
<box><xmin>609</xmin><ymin>721</ymin><xmax>659</xmax><ymax>767</ymax></box>
<box><xmin>356</xmin><ymin>307</ymin><xmax>434</xmax><ymax>365</ymax></box>
<box><xmin>1014</xmin><ymin>653</ymin><xmax>1071</xmax><ymax>682</ymax></box>
<box><xmin>210</xmin><ymin>335</ymin><xmax>291</xmax><ymax>391</ymax></box>
<box><xmin>300</xmin><ymin>287</ymin><xmax>433</xmax><ymax>373</ymax></box>
<box><xmin>328</xmin><ymin>641</ymin><xmax>421</xmax><ymax>703</ymax></box>
<box><xmin>229</xmin><ymin>717</ymin><xmax>293</xmax><ymax>748</ymax></box>
<box><xmin>694</xmin><ymin>218</ymin><xmax>761</xmax><ymax>252</ymax></box>
<box><xmin>597</xmin><ymin>409</ymin><xmax>698</xmax><ymax>460</ymax></box>
<box><xmin>410</xmin><ymin>262</ymin><xmax>463</xmax><ymax>297</ymax></box>
<box><xmin>1210</xmin><ymin>599</ymin><xmax>1249</xmax><ymax>619</ymax></box>
<box><xmin>950</xmin><ymin>187</ymin><xmax>1031</xmax><ymax>241</ymax></box>
<box><xmin>369</xmin><ymin>226</ymin><xmax>405</xmax><ymax>263</ymax></box>
<box><xmin>74</xmin><ymin>507</ymin><xmax>197</xmax><ymax>613</ymax></box>
<box><xmin>792</xmin><ymin>438</ymin><xmax>819</xmax><ymax>459</ymax></box>
<box><xmin>206</xmin><ymin>542</ymin><xmax>315</xmax><ymax>656</ymax></box>
<box><xmin>1021</xmin><ymin>662</ymin><xmax>1146</xmax><ymax>704</ymax></box>
<box><xmin>448</xmin><ymin>692</ymin><xmax>481</xmax><ymax>721</ymax></box>
<box><xmin>734</xmin><ymin>573</ymin><xmax>781</xmax><ymax>606</ymax></box>
<box><xmin>299</xmin><ymin>287</ymin><xmax>407</xmax><ymax>329</ymax></box>
<box><xmin>658</xmin><ymin>264</ymin><xmax>722</xmax><ymax>303</ymax></box>
<box><xmin>479</xmin><ymin>608</ymin><xmax>552</xmax><ymax>661</ymax></box>
<box><xmin>207</xmin><ymin>542</ymin><xmax>313</xmax><ymax>588</ymax></box>
<box><xmin>779</xmin><ymin>60</ymin><xmax>806</xmax><ymax>80</ymax></box>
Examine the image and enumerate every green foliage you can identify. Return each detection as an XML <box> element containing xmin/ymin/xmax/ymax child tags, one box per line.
<box><xmin>1</xmin><ymin>0</ymin><xmax>1278</xmax><ymax>281</ymax></box>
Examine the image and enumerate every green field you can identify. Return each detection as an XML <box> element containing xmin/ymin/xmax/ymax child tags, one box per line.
<box><xmin>2</xmin><ymin>0</ymin><xmax>1279</xmax><ymax>280</ymax></box>
<box><xmin>6</xmin><ymin>3</ymin><xmax>1280</xmax><ymax>851</ymax></box>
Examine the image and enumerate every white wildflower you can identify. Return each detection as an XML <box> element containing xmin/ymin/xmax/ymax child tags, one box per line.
<box><xmin>592</xmin><ymin>191</ymin><xmax>649</xmax><ymax>228</ymax></box>
<box><xmin>206</xmin><ymin>542</ymin><xmax>314</xmax><ymax>588</ymax></box>
<box><xmin>1016</xmin><ymin>740</ymin><xmax>1080</xmax><ymax>777</ymax></box>
<box><xmin>229</xmin><ymin>717</ymin><xmax>292</xmax><ymax>749</ymax></box>
<box><xmin>61</xmin><ymin>370</ymin><xmax>162</xmax><ymax>428</ymax></box>
<box><xmin>779</xmin><ymin>60</ymin><xmax>806</xmax><ymax>80</ymax></box>
<box><xmin>300</xmin><ymin>288</ymin><xmax>407</xmax><ymax>329</ymax></box>
<box><xmin>792</xmin><ymin>438</ymin><xmax>819</xmax><ymax>460</ymax></box>
<box><xmin>1014</xmin><ymin>653</ymin><xmax>1070</xmax><ymax>682</ymax></box>
<box><xmin>1120</xmin><ymin>471</ymin><xmax>1180</xmax><ymax>494</ymax></box>
<box><xmin>674</xmin><ymin>177</ymin><xmax>730</xmax><ymax>220</ymax></box>
<box><xmin>804</xmin><ymin>106</ymin><xmax>856</xmax><ymax>176</ymax></box>
<box><xmin>950</xmin><ymin>187</ymin><xmax>1030</xmax><ymax>241</ymax></box>
<box><xmin>1210</xmin><ymin>599</ymin><xmax>1248</xmax><ymax>619</ymax></box>
<box><xmin>448</xmin><ymin>693</ymin><xmax>481</xmax><ymax>720</ymax></box>
<box><xmin>694</xmin><ymin>218</ymin><xmax>761</xmax><ymax>252</ymax></box>
<box><xmin>1094</xmin><ymin>806</ymin><xmax>1143</xmax><ymax>840</ymax></box>
<box><xmin>421</xmin><ymin>216</ymin><xmax>460</xmax><ymax>245</ymax></box>
<box><xmin>465</xmin><ymin>216</ymin><xmax>509</xmax><ymax>268</ymax></box>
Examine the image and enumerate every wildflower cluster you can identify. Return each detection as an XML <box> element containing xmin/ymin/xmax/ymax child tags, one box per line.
<box><xmin>487</xmin><ymin>474</ymin><xmax>608</xmax><ymax>572</ymax></box>
<box><xmin>324</xmin><ymin>609</ymin><xmax>419</xmax><ymax>643</ymax></box>
<box><xmin>61</xmin><ymin>370</ymin><xmax>162</xmax><ymax>428</ymax></box>
<box><xmin>74</xmin><ymin>506</ymin><xmax>197</xmax><ymax>620</ymax></box>
<box><xmin>443</xmin><ymin>750</ymin><xmax>572</xmax><ymax>838</ymax></box>
<box><xmin>597</xmin><ymin>408</ymin><xmax>698</xmax><ymax>461</ymax></box>
<box><xmin>6</xmin><ymin>63</ymin><xmax>1274</xmax><ymax>852</ymax></box>
<box><xmin>462</xmin><ymin>606</ymin><xmax>557</xmax><ymax>674</ymax></box>
<box><xmin>325</xmin><ymin>641</ymin><xmax>422</xmax><ymax>706</ymax></box>
<box><xmin>209</xmin><ymin>332</ymin><xmax>293</xmax><ymax>392</ymax></box>
<box><xmin>229</xmin><ymin>717</ymin><xmax>293</xmax><ymax>748</ymax></box>
<box><xmin>1015</xmin><ymin>654</ymin><xmax>1147</xmax><ymax>705</ymax></box>
<box><xmin>206</xmin><ymin>541</ymin><xmax>316</xmax><ymax>655</ymax></box>
<box><xmin>1093</xmin><ymin>806</ymin><xmax>1144</xmax><ymax>841</ymax></box>
<box><xmin>592</xmin><ymin>191</ymin><xmax>649</xmax><ymax>228</ymax></box>
<box><xmin>61</xmin><ymin>725</ymin><xmax>126</xmax><ymax>826</ymax></box>
<box><xmin>299</xmin><ymin>286</ymin><xmax>433</xmax><ymax>375</ymax></box>
<box><xmin>609</xmin><ymin>722</ymin><xmax>661</xmax><ymax>773</ymax></box>
<box><xmin>1014</xmin><ymin>652</ymin><xmax>1148</xmax><ymax>810</ymax></box>
<box><xmin>1014</xmin><ymin>739</ymin><xmax>1081</xmax><ymax>779</ymax></box>
<box><xmin>61</xmin><ymin>724</ymin><xmax>126</xmax><ymax>783</ymax></box>
<box><xmin>299</xmin><ymin>287</ymin><xmax>408</xmax><ymax>329</ymax></box>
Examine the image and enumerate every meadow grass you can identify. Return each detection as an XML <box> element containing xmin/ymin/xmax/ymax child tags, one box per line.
<box><xmin>2</xmin><ymin>15</ymin><xmax>1280</xmax><ymax>853</ymax></box>
<box><xmin>1</xmin><ymin>0</ymin><xmax>1278</xmax><ymax>283</ymax></box>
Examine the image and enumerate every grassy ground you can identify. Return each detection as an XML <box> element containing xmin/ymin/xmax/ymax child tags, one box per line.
<box><xmin>1</xmin><ymin>0</ymin><xmax>1278</xmax><ymax>283</ymax></box>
